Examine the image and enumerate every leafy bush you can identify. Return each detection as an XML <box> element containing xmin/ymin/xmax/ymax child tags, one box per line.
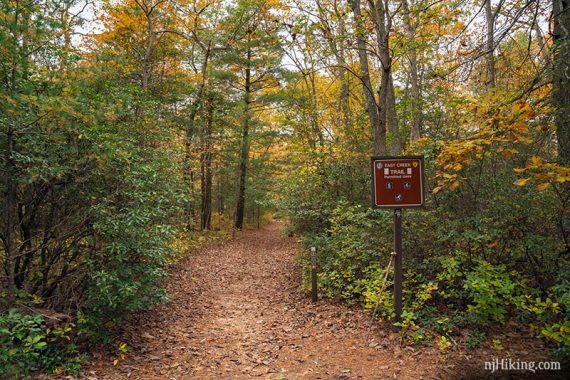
<box><xmin>282</xmin><ymin>143</ymin><xmax>569</xmax><ymax>357</ymax></box>
<box><xmin>0</xmin><ymin>310</ymin><xmax>84</xmax><ymax>378</ymax></box>
<box><xmin>464</xmin><ymin>259</ymin><xmax>515</xmax><ymax>324</ymax></box>
<box><xmin>85</xmin><ymin>143</ymin><xmax>181</xmax><ymax>327</ymax></box>
<box><xmin>279</xmin><ymin>155</ymin><xmax>370</xmax><ymax>234</ymax></box>
<box><xmin>299</xmin><ymin>201</ymin><xmax>392</xmax><ymax>304</ymax></box>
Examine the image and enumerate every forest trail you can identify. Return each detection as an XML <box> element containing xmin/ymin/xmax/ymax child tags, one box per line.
<box><xmin>85</xmin><ymin>222</ymin><xmax>466</xmax><ymax>379</ymax></box>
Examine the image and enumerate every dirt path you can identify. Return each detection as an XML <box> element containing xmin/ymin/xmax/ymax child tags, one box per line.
<box><xmin>85</xmin><ymin>222</ymin><xmax>559</xmax><ymax>379</ymax></box>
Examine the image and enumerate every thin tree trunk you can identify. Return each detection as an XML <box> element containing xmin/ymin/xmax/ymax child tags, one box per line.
<box><xmin>308</xmin><ymin>73</ymin><xmax>324</xmax><ymax>146</ymax></box>
<box><xmin>200</xmin><ymin>147</ymin><xmax>206</xmax><ymax>229</ymax></box>
<box><xmin>5</xmin><ymin>129</ymin><xmax>17</xmax><ymax>306</ymax></box>
<box><xmin>332</xmin><ymin>0</ymin><xmax>351</xmax><ymax>137</ymax></box>
<box><xmin>201</xmin><ymin>95</ymin><xmax>214</xmax><ymax>230</ymax></box>
<box><xmin>338</xmin><ymin>61</ymin><xmax>350</xmax><ymax>138</ymax></box>
<box><xmin>350</xmin><ymin>0</ymin><xmax>385</xmax><ymax>154</ymax></box>
<box><xmin>485</xmin><ymin>0</ymin><xmax>496</xmax><ymax>88</ymax></box>
<box><xmin>184</xmin><ymin>134</ymin><xmax>196</xmax><ymax>230</ymax></box>
<box><xmin>184</xmin><ymin>47</ymin><xmax>211</xmax><ymax>230</ymax></box>
<box><xmin>386</xmin><ymin>74</ymin><xmax>400</xmax><ymax>154</ymax></box>
<box><xmin>138</xmin><ymin>0</ymin><xmax>156</xmax><ymax>90</ymax></box>
<box><xmin>216</xmin><ymin>160</ymin><xmax>223</xmax><ymax>229</ymax></box>
<box><xmin>61</xmin><ymin>2</ymin><xmax>72</xmax><ymax>69</ymax></box>
<box><xmin>402</xmin><ymin>0</ymin><xmax>421</xmax><ymax>141</ymax></box>
<box><xmin>553</xmin><ymin>0</ymin><xmax>570</xmax><ymax>165</ymax></box>
<box><xmin>235</xmin><ymin>46</ymin><xmax>252</xmax><ymax>230</ymax></box>
<box><xmin>531</xmin><ymin>1</ymin><xmax>549</xmax><ymax>65</ymax></box>
<box><xmin>368</xmin><ymin>0</ymin><xmax>400</xmax><ymax>154</ymax></box>
<box><xmin>256</xmin><ymin>204</ymin><xmax>260</xmax><ymax>229</ymax></box>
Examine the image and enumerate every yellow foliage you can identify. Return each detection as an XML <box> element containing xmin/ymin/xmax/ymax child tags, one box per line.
<box><xmin>433</xmin><ymin>96</ymin><xmax>545</xmax><ymax>193</ymax></box>
<box><xmin>513</xmin><ymin>157</ymin><xmax>570</xmax><ymax>193</ymax></box>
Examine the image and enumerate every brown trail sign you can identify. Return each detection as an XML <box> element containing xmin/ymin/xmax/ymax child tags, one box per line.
<box><xmin>371</xmin><ymin>156</ymin><xmax>425</xmax><ymax>325</ymax></box>
<box><xmin>371</xmin><ymin>156</ymin><xmax>424</xmax><ymax>208</ymax></box>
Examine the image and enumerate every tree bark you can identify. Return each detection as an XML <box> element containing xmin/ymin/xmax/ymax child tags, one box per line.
<box><xmin>484</xmin><ymin>0</ymin><xmax>496</xmax><ymax>88</ymax></box>
<box><xmin>4</xmin><ymin>130</ymin><xmax>17</xmax><ymax>306</ymax></box>
<box><xmin>61</xmin><ymin>1</ymin><xmax>72</xmax><ymax>69</ymax></box>
<box><xmin>216</xmin><ymin>160</ymin><xmax>224</xmax><ymax>229</ymax></box>
<box><xmin>553</xmin><ymin>0</ymin><xmax>570</xmax><ymax>165</ymax></box>
<box><xmin>136</xmin><ymin>0</ymin><xmax>156</xmax><ymax>90</ymax></box>
<box><xmin>184</xmin><ymin>46</ymin><xmax>211</xmax><ymax>230</ymax></box>
<box><xmin>235</xmin><ymin>45</ymin><xmax>252</xmax><ymax>230</ymax></box>
<box><xmin>328</xmin><ymin>0</ymin><xmax>351</xmax><ymax>137</ymax></box>
<box><xmin>308</xmin><ymin>73</ymin><xmax>324</xmax><ymax>147</ymax></box>
<box><xmin>402</xmin><ymin>0</ymin><xmax>421</xmax><ymax>141</ymax></box>
<box><xmin>201</xmin><ymin>94</ymin><xmax>214</xmax><ymax>230</ymax></box>
<box><xmin>385</xmin><ymin>74</ymin><xmax>400</xmax><ymax>154</ymax></box>
<box><xmin>350</xmin><ymin>0</ymin><xmax>385</xmax><ymax>154</ymax></box>
<box><xmin>337</xmin><ymin>24</ymin><xmax>351</xmax><ymax>137</ymax></box>
<box><xmin>368</xmin><ymin>0</ymin><xmax>400</xmax><ymax>154</ymax></box>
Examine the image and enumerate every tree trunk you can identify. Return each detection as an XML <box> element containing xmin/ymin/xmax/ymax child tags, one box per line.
<box><xmin>216</xmin><ymin>160</ymin><xmax>224</xmax><ymax>229</ymax></box>
<box><xmin>4</xmin><ymin>129</ymin><xmax>17</xmax><ymax>306</ymax></box>
<box><xmin>338</xmin><ymin>57</ymin><xmax>350</xmax><ymax>138</ymax></box>
<box><xmin>553</xmin><ymin>0</ymin><xmax>570</xmax><ymax>165</ymax></box>
<box><xmin>308</xmin><ymin>73</ymin><xmax>324</xmax><ymax>147</ymax></box>
<box><xmin>184</xmin><ymin>113</ymin><xmax>197</xmax><ymax>228</ymax></box>
<box><xmin>201</xmin><ymin>95</ymin><xmax>214</xmax><ymax>230</ymax></box>
<box><xmin>386</xmin><ymin>73</ymin><xmax>400</xmax><ymax>154</ymax></box>
<box><xmin>368</xmin><ymin>0</ymin><xmax>400</xmax><ymax>154</ymax></box>
<box><xmin>235</xmin><ymin>46</ymin><xmax>252</xmax><ymax>230</ymax></box>
<box><xmin>184</xmin><ymin>47</ymin><xmax>211</xmax><ymax>230</ymax></box>
<box><xmin>533</xmin><ymin>0</ymin><xmax>549</xmax><ymax>65</ymax></box>
<box><xmin>484</xmin><ymin>0</ymin><xmax>496</xmax><ymax>88</ymax></box>
<box><xmin>140</xmin><ymin>2</ymin><xmax>156</xmax><ymax>90</ymax></box>
<box><xmin>350</xmin><ymin>0</ymin><xmax>385</xmax><ymax>154</ymax></box>
<box><xmin>402</xmin><ymin>0</ymin><xmax>421</xmax><ymax>141</ymax></box>
<box><xmin>61</xmin><ymin>2</ymin><xmax>72</xmax><ymax>69</ymax></box>
<box><xmin>333</xmin><ymin>0</ymin><xmax>351</xmax><ymax>137</ymax></box>
<box><xmin>256</xmin><ymin>204</ymin><xmax>261</xmax><ymax>229</ymax></box>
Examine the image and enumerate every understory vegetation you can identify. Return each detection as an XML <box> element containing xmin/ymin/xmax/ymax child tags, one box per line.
<box><xmin>284</xmin><ymin>99</ymin><xmax>570</xmax><ymax>360</ymax></box>
<box><xmin>286</xmin><ymin>144</ymin><xmax>569</xmax><ymax>359</ymax></box>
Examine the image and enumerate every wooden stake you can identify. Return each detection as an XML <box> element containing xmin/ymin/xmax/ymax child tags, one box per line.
<box><xmin>310</xmin><ymin>246</ymin><xmax>318</xmax><ymax>303</ymax></box>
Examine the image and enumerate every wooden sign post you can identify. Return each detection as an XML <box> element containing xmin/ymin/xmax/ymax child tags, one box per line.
<box><xmin>371</xmin><ymin>156</ymin><xmax>425</xmax><ymax>324</ymax></box>
<box><xmin>310</xmin><ymin>246</ymin><xmax>318</xmax><ymax>303</ymax></box>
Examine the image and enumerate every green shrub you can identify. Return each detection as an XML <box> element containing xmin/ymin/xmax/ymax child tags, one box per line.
<box><xmin>0</xmin><ymin>309</ymin><xmax>84</xmax><ymax>378</ymax></box>
<box><xmin>298</xmin><ymin>202</ymin><xmax>392</xmax><ymax>303</ymax></box>
<box><xmin>464</xmin><ymin>259</ymin><xmax>515</xmax><ymax>324</ymax></box>
<box><xmin>0</xmin><ymin>310</ymin><xmax>46</xmax><ymax>378</ymax></box>
<box><xmin>282</xmin><ymin>136</ymin><xmax>569</xmax><ymax>359</ymax></box>
<box><xmin>82</xmin><ymin>134</ymin><xmax>181</xmax><ymax>328</ymax></box>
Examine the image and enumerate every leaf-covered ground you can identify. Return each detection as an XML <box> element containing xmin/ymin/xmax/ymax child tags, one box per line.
<box><xmin>83</xmin><ymin>222</ymin><xmax>564</xmax><ymax>379</ymax></box>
